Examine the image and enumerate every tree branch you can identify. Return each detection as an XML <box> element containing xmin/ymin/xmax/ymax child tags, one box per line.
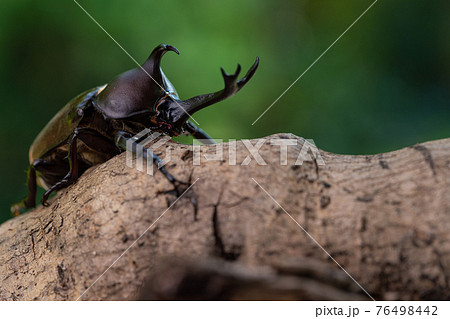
<box><xmin>0</xmin><ymin>134</ymin><xmax>449</xmax><ymax>300</ymax></box>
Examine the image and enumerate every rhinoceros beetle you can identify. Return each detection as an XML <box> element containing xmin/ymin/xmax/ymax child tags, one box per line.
<box><xmin>12</xmin><ymin>44</ymin><xmax>259</xmax><ymax>214</ymax></box>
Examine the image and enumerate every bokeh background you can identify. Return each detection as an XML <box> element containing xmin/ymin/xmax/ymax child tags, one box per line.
<box><xmin>0</xmin><ymin>0</ymin><xmax>449</xmax><ymax>223</ymax></box>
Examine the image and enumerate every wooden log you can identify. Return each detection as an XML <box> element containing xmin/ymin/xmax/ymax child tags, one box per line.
<box><xmin>0</xmin><ymin>134</ymin><xmax>449</xmax><ymax>300</ymax></box>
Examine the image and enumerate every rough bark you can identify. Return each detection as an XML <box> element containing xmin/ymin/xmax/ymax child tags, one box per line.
<box><xmin>0</xmin><ymin>134</ymin><xmax>449</xmax><ymax>300</ymax></box>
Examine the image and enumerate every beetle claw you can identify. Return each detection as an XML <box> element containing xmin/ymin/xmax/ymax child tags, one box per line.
<box><xmin>158</xmin><ymin>178</ymin><xmax>190</xmax><ymax>197</ymax></box>
<box><xmin>10</xmin><ymin>203</ymin><xmax>24</xmax><ymax>217</ymax></box>
<box><xmin>172</xmin><ymin>179</ymin><xmax>190</xmax><ymax>196</ymax></box>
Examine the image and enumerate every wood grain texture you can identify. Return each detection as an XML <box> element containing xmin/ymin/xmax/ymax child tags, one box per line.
<box><xmin>1</xmin><ymin>134</ymin><xmax>449</xmax><ymax>300</ymax></box>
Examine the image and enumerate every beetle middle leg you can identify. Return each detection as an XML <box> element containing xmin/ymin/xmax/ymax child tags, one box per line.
<box><xmin>115</xmin><ymin>131</ymin><xmax>188</xmax><ymax>195</ymax></box>
<box><xmin>41</xmin><ymin>129</ymin><xmax>82</xmax><ymax>206</ymax></box>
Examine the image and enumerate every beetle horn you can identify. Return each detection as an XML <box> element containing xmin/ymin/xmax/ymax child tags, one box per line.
<box><xmin>177</xmin><ymin>57</ymin><xmax>259</xmax><ymax>122</ymax></box>
<box><xmin>143</xmin><ymin>44</ymin><xmax>180</xmax><ymax>86</ymax></box>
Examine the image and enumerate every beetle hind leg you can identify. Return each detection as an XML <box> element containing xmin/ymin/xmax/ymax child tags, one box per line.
<box><xmin>10</xmin><ymin>164</ymin><xmax>38</xmax><ymax>216</ymax></box>
<box><xmin>11</xmin><ymin>158</ymin><xmax>71</xmax><ymax>215</ymax></box>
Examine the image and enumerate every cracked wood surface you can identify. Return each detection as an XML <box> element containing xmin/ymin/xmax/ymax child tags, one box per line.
<box><xmin>0</xmin><ymin>134</ymin><xmax>449</xmax><ymax>300</ymax></box>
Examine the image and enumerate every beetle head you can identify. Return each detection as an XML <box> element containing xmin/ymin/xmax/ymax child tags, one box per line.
<box><xmin>94</xmin><ymin>44</ymin><xmax>259</xmax><ymax>136</ymax></box>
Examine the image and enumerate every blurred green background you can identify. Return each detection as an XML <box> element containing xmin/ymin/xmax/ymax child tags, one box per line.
<box><xmin>0</xmin><ymin>0</ymin><xmax>449</xmax><ymax>223</ymax></box>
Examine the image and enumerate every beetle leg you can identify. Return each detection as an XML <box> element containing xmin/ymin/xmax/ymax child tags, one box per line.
<box><xmin>71</xmin><ymin>127</ymin><xmax>119</xmax><ymax>155</ymax></box>
<box><xmin>115</xmin><ymin>131</ymin><xmax>188</xmax><ymax>195</ymax></box>
<box><xmin>184</xmin><ymin>121</ymin><xmax>216</xmax><ymax>145</ymax></box>
<box><xmin>33</xmin><ymin>158</ymin><xmax>72</xmax><ymax>179</ymax></box>
<box><xmin>10</xmin><ymin>164</ymin><xmax>38</xmax><ymax>215</ymax></box>
<box><xmin>10</xmin><ymin>158</ymin><xmax>68</xmax><ymax>214</ymax></box>
<box><xmin>24</xmin><ymin>165</ymin><xmax>37</xmax><ymax>209</ymax></box>
<box><xmin>41</xmin><ymin>129</ymin><xmax>81</xmax><ymax>206</ymax></box>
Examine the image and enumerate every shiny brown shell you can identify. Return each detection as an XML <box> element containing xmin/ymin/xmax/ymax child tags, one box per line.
<box><xmin>28</xmin><ymin>85</ymin><xmax>105</xmax><ymax>164</ymax></box>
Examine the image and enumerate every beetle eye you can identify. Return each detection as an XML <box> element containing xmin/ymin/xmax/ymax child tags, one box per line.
<box><xmin>154</xmin><ymin>94</ymin><xmax>170</xmax><ymax>112</ymax></box>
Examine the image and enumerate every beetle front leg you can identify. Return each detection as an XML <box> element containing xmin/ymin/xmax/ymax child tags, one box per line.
<box><xmin>115</xmin><ymin>131</ymin><xmax>188</xmax><ymax>195</ymax></box>
<box><xmin>184</xmin><ymin>121</ymin><xmax>216</xmax><ymax>145</ymax></box>
<box><xmin>41</xmin><ymin>129</ymin><xmax>80</xmax><ymax>206</ymax></box>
